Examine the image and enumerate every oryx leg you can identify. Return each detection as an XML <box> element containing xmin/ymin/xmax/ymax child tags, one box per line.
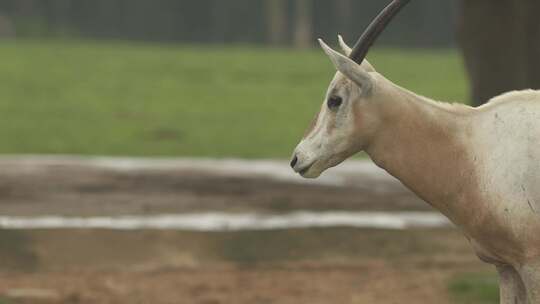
<box><xmin>519</xmin><ymin>261</ymin><xmax>540</xmax><ymax>304</ymax></box>
<box><xmin>497</xmin><ymin>265</ymin><xmax>527</xmax><ymax>304</ymax></box>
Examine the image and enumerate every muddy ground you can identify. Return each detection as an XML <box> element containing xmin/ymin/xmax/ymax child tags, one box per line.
<box><xmin>0</xmin><ymin>159</ymin><xmax>429</xmax><ymax>216</ymax></box>
<box><xmin>0</xmin><ymin>159</ymin><xmax>494</xmax><ymax>304</ymax></box>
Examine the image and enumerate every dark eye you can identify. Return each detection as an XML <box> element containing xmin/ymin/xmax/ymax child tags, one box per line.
<box><xmin>327</xmin><ymin>96</ymin><xmax>343</xmax><ymax>110</ymax></box>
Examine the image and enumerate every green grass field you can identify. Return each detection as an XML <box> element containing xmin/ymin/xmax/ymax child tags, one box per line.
<box><xmin>449</xmin><ymin>273</ymin><xmax>499</xmax><ymax>304</ymax></box>
<box><xmin>0</xmin><ymin>40</ymin><xmax>468</xmax><ymax>158</ymax></box>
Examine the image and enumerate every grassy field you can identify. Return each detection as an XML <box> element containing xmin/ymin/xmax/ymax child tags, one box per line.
<box><xmin>0</xmin><ymin>40</ymin><xmax>468</xmax><ymax>158</ymax></box>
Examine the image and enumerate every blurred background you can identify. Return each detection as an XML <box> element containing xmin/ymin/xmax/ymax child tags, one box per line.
<box><xmin>0</xmin><ymin>0</ymin><xmax>538</xmax><ymax>303</ymax></box>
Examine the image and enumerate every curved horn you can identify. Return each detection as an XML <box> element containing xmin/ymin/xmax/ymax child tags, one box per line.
<box><xmin>349</xmin><ymin>0</ymin><xmax>411</xmax><ymax>64</ymax></box>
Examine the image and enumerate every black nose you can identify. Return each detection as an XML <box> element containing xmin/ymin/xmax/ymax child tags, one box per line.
<box><xmin>290</xmin><ymin>156</ymin><xmax>298</xmax><ymax>169</ymax></box>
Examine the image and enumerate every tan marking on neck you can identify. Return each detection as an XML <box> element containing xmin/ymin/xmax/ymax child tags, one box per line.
<box><xmin>363</xmin><ymin>76</ymin><xmax>527</xmax><ymax>264</ymax></box>
<box><xmin>365</xmin><ymin>77</ymin><xmax>478</xmax><ymax>225</ymax></box>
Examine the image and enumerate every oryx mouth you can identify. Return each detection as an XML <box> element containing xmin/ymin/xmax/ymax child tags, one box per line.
<box><xmin>298</xmin><ymin>162</ymin><xmax>316</xmax><ymax>176</ymax></box>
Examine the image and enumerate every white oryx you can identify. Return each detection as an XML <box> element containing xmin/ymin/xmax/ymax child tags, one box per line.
<box><xmin>290</xmin><ymin>0</ymin><xmax>540</xmax><ymax>303</ymax></box>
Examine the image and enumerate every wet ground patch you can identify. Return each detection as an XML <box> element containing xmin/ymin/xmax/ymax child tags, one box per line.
<box><xmin>0</xmin><ymin>230</ymin><xmax>38</xmax><ymax>272</ymax></box>
<box><xmin>449</xmin><ymin>273</ymin><xmax>499</xmax><ymax>304</ymax></box>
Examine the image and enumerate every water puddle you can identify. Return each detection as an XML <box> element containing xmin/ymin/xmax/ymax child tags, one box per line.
<box><xmin>0</xmin><ymin>212</ymin><xmax>451</xmax><ymax>231</ymax></box>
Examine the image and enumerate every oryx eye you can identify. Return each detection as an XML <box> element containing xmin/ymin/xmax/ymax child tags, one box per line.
<box><xmin>327</xmin><ymin>96</ymin><xmax>343</xmax><ymax>110</ymax></box>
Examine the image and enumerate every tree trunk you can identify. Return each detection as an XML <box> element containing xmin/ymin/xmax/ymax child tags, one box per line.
<box><xmin>211</xmin><ymin>0</ymin><xmax>229</xmax><ymax>43</ymax></box>
<box><xmin>51</xmin><ymin>0</ymin><xmax>72</xmax><ymax>34</ymax></box>
<box><xmin>16</xmin><ymin>0</ymin><xmax>37</xmax><ymax>17</ymax></box>
<box><xmin>459</xmin><ymin>0</ymin><xmax>540</xmax><ymax>106</ymax></box>
<box><xmin>265</xmin><ymin>0</ymin><xmax>287</xmax><ymax>45</ymax></box>
<box><xmin>294</xmin><ymin>0</ymin><xmax>313</xmax><ymax>49</ymax></box>
<box><xmin>335</xmin><ymin>0</ymin><xmax>352</xmax><ymax>37</ymax></box>
<box><xmin>0</xmin><ymin>15</ymin><xmax>15</xmax><ymax>38</ymax></box>
<box><xmin>525</xmin><ymin>0</ymin><xmax>540</xmax><ymax>86</ymax></box>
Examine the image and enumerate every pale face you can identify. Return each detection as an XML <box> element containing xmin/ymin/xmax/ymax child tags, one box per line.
<box><xmin>291</xmin><ymin>72</ymin><xmax>375</xmax><ymax>178</ymax></box>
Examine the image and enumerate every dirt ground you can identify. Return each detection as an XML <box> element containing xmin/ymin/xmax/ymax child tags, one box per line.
<box><xmin>0</xmin><ymin>228</ymin><xmax>493</xmax><ymax>304</ymax></box>
<box><xmin>0</xmin><ymin>159</ymin><xmax>494</xmax><ymax>304</ymax></box>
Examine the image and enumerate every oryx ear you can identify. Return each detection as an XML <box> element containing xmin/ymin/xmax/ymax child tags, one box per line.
<box><xmin>338</xmin><ymin>35</ymin><xmax>376</xmax><ymax>72</ymax></box>
<box><xmin>319</xmin><ymin>39</ymin><xmax>373</xmax><ymax>92</ymax></box>
<box><xmin>337</xmin><ymin>34</ymin><xmax>352</xmax><ymax>56</ymax></box>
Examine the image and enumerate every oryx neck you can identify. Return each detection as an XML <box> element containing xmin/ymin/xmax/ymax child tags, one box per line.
<box><xmin>366</xmin><ymin>80</ymin><xmax>477</xmax><ymax>222</ymax></box>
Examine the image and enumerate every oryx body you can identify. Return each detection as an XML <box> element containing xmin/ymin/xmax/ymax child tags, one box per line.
<box><xmin>289</xmin><ymin>1</ymin><xmax>540</xmax><ymax>302</ymax></box>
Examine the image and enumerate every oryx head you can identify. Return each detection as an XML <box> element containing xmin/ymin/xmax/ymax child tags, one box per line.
<box><xmin>291</xmin><ymin>0</ymin><xmax>411</xmax><ymax>178</ymax></box>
